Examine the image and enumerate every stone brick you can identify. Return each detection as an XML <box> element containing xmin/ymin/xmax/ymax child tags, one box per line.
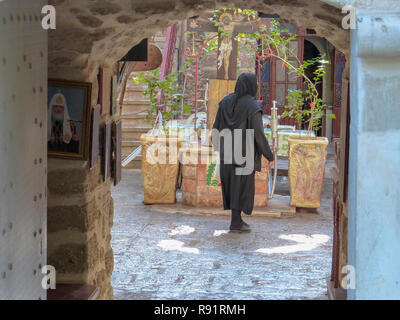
<box><xmin>197</xmin><ymin>164</ymin><xmax>207</xmax><ymax>181</ymax></box>
<box><xmin>48</xmin><ymin>168</ymin><xmax>87</xmax><ymax>195</ymax></box>
<box><xmin>197</xmin><ymin>193</ymin><xmax>223</xmax><ymax>207</ymax></box>
<box><xmin>48</xmin><ymin>243</ymin><xmax>88</xmax><ymax>274</ymax></box>
<box><xmin>197</xmin><ymin>184</ymin><xmax>222</xmax><ymax>195</ymax></box>
<box><xmin>182</xmin><ymin>178</ymin><xmax>197</xmax><ymax>193</ymax></box>
<box><xmin>254</xmin><ymin>194</ymin><xmax>268</xmax><ymax>207</ymax></box>
<box><xmin>48</xmin><ymin>202</ymin><xmax>98</xmax><ymax>233</ymax></box>
<box><xmin>48</xmin><ymin>163</ymin><xmax>103</xmax><ymax>196</ymax></box>
<box><xmin>256</xmin><ymin>170</ymin><xmax>268</xmax><ymax>181</ymax></box>
<box><xmin>199</xmin><ymin>198</ymin><xmax>223</xmax><ymax>208</ymax></box>
<box><xmin>255</xmin><ymin>180</ymin><xmax>268</xmax><ymax>195</ymax></box>
<box><xmin>182</xmin><ymin>192</ymin><xmax>196</xmax><ymax>206</ymax></box>
<box><xmin>105</xmin><ymin>248</ymin><xmax>114</xmax><ymax>277</ymax></box>
<box><xmin>100</xmin><ymin>247</ymin><xmax>105</xmax><ymax>261</ymax></box>
<box><xmin>88</xmin><ymin>234</ymin><xmax>100</xmax><ymax>270</ymax></box>
<box><xmin>182</xmin><ymin>165</ymin><xmax>197</xmax><ymax>179</ymax></box>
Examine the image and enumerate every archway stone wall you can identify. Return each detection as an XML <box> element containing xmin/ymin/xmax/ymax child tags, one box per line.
<box><xmin>49</xmin><ymin>0</ymin><xmax>350</xmax><ymax>85</ymax></box>
<box><xmin>48</xmin><ymin>0</ymin><xmax>351</xmax><ymax>300</ymax></box>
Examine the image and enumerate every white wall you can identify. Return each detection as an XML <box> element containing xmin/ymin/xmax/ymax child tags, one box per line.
<box><xmin>348</xmin><ymin>8</ymin><xmax>400</xmax><ymax>299</ymax></box>
<box><xmin>0</xmin><ymin>0</ymin><xmax>48</xmax><ymax>300</ymax></box>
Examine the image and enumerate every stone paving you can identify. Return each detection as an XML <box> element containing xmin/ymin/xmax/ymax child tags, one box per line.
<box><xmin>111</xmin><ymin>163</ymin><xmax>333</xmax><ymax>300</ymax></box>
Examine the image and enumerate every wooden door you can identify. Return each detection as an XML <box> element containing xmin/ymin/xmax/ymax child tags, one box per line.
<box><xmin>260</xmin><ymin>38</ymin><xmax>304</xmax><ymax>128</ymax></box>
<box><xmin>332</xmin><ymin>49</ymin><xmax>347</xmax><ymax>138</ymax></box>
<box><xmin>207</xmin><ymin>79</ymin><xmax>236</xmax><ymax>129</ymax></box>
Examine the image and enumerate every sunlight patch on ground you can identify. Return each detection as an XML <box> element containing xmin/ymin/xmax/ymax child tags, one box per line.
<box><xmin>213</xmin><ymin>230</ymin><xmax>229</xmax><ymax>237</ymax></box>
<box><xmin>169</xmin><ymin>225</ymin><xmax>195</xmax><ymax>236</ymax></box>
<box><xmin>157</xmin><ymin>239</ymin><xmax>199</xmax><ymax>254</ymax></box>
<box><xmin>255</xmin><ymin>234</ymin><xmax>330</xmax><ymax>254</ymax></box>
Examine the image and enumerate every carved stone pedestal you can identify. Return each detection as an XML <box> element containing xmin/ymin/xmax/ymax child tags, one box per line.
<box><xmin>141</xmin><ymin>134</ymin><xmax>184</xmax><ymax>204</ymax></box>
<box><xmin>288</xmin><ymin>136</ymin><xmax>328</xmax><ymax>208</ymax></box>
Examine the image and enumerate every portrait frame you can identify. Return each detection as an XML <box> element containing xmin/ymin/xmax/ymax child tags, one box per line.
<box><xmin>112</xmin><ymin>120</ymin><xmax>122</xmax><ymax>186</ymax></box>
<box><xmin>48</xmin><ymin>79</ymin><xmax>92</xmax><ymax>160</ymax></box>
<box><xmin>110</xmin><ymin>74</ymin><xmax>120</xmax><ymax>117</ymax></box>
<box><xmin>101</xmin><ymin>120</ymin><xmax>112</xmax><ymax>182</ymax></box>
<box><xmin>90</xmin><ymin>104</ymin><xmax>101</xmax><ymax>169</ymax></box>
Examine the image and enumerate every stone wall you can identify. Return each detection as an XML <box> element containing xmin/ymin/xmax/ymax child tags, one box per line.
<box><xmin>47</xmin><ymin>65</ymin><xmax>117</xmax><ymax>299</ymax></box>
<box><xmin>181</xmin><ymin>147</ymin><xmax>270</xmax><ymax>208</ymax></box>
<box><xmin>48</xmin><ymin>0</ymin><xmax>351</xmax><ymax>300</ymax></box>
<box><xmin>47</xmin><ymin>159</ymin><xmax>114</xmax><ymax>299</ymax></box>
<box><xmin>49</xmin><ymin>0</ymin><xmax>350</xmax><ymax>88</ymax></box>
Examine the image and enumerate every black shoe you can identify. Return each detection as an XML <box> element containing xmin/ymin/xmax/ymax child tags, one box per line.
<box><xmin>229</xmin><ymin>222</ymin><xmax>251</xmax><ymax>233</ymax></box>
<box><xmin>241</xmin><ymin>220</ymin><xmax>250</xmax><ymax>228</ymax></box>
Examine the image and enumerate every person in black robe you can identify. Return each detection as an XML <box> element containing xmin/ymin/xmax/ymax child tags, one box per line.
<box><xmin>212</xmin><ymin>73</ymin><xmax>274</xmax><ymax>232</ymax></box>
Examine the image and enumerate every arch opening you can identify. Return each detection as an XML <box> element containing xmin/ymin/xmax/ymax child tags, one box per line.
<box><xmin>47</xmin><ymin>0</ymin><xmax>350</xmax><ymax>300</ymax></box>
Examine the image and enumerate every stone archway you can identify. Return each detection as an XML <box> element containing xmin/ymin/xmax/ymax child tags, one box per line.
<box><xmin>48</xmin><ymin>0</ymin><xmax>349</xmax><ymax>85</ymax></box>
<box><xmin>47</xmin><ymin>0</ymin><xmax>350</xmax><ymax>299</ymax></box>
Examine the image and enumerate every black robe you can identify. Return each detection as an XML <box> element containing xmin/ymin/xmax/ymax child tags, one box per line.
<box><xmin>212</xmin><ymin>73</ymin><xmax>274</xmax><ymax>215</ymax></box>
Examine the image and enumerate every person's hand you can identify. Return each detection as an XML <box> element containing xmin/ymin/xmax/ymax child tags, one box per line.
<box><xmin>269</xmin><ymin>161</ymin><xmax>275</xmax><ymax>168</ymax></box>
<box><xmin>63</xmin><ymin>132</ymin><xmax>72</xmax><ymax>144</ymax></box>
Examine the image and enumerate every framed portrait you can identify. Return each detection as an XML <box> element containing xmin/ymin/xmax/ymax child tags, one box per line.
<box><xmin>97</xmin><ymin>67</ymin><xmax>104</xmax><ymax>114</ymax></box>
<box><xmin>112</xmin><ymin>120</ymin><xmax>122</xmax><ymax>186</ymax></box>
<box><xmin>110</xmin><ymin>74</ymin><xmax>120</xmax><ymax>116</ymax></box>
<box><xmin>90</xmin><ymin>104</ymin><xmax>101</xmax><ymax>169</ymax></box>
<box><xmin>47</xmin><ymin>79</ymin><xmax>92</xmax><ymax>160</ymax></box>
<box><xmin>102</xmin><ymin>120</ymin><xmax>112</xmax><ymax>181</ymax></box>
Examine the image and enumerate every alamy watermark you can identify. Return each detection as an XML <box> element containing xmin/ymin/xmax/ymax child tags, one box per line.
<box><xmin>342</xmin><ymin>5</ymin><xmax>356</xmax><ymax>30</ymax></box>
<box><xmin>341</xmin><ymin>264</ymin><xmax>356</xmax><ymax>290</ymax></box>
<box><xmin>145</xmin><ymin>128</ymin><xmax>256</xmax><ymax>175</ymax></box>
<box><xmin>42</xmin><ymin>265</ymin><xmax>56</xmax><ymax>290</ymax></box>
<box><xmin>41</xmin><ymin>5</ymin><xmax>56</xmax><ymax>30</ymax></box>
<box><xmin>0</xmin><ymin>1</ymin><xmax>56</xmax><ymax>29</ymax></box>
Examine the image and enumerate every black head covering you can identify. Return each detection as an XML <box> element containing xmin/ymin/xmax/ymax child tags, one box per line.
<box><xmin>234</xmin><ymin>73</ymin><xmax>258</xmax><ymax>99</ymax></box>
<box><xmin>215</xmin><ymin>73</ymin><xmax>262</xmax><ymax>129</ymax></box>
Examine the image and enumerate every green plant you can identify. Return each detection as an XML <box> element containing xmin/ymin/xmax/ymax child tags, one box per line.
<box><xmin>133</xmin><ymin>68</ymin><xmax>192</xmax><ymax>133</ymax></box>
<box><xmin>212</xmin><ymin>13</ymin><xmax>333</xmax><ymax>134</ymax></box>
<box><xmin>259</xmin><ymin>20</ymin><xmax>333</xmax><ymax>133</ymax></box>
<box><xmin>206</xmin><ymin>162</ymin><xmax>220</xmax><ymax>187</ymax></box>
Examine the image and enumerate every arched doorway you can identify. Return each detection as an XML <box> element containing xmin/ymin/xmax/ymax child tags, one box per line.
<box><xmin>3</xmin><ymin>0</ymin><xmax>399</xmax><ymax>301</ymax></box>
<box><xmin>303</xmin><ymin>39</ymin><xmax>323</xmax><ymax>135</ymax></box>
<box><xmin>46</xmin><ymin>0</ymin><xmax>350</xmax><ymax>300</ymax></box>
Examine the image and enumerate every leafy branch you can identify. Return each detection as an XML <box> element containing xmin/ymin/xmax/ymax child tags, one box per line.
<box><xmin>133</xmin><ymin>68</ymin><xmax>191</xmax><ymax>133</ymax></box>
<box><xmin>235</xmin><ymin>19</ymin><xmax>331</xmax><ymax>133</ymax></box>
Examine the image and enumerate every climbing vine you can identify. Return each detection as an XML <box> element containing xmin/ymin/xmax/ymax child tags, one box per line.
<box><xmin>133</xmin><ymin>68</ymin><xmax>192</xmax><ymax>131</ymax></box>
<box><xmin>206</xmin><ymin>10</ymin><xmax>334</xmax><ymax>134</ymax></box>
<box><xmin>183</xmin><ymin>10</ymin><xmax>334</xmax><ymax>134</ymax></box>
<box><xmin>206</xmin><ymin>162</ymin><xmax>220</xmax><ymax>187</ymax></box>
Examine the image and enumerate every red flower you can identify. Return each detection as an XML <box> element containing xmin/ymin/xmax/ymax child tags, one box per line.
<box><xmin>282</xmin><ymin>62</ymin><xmax>287</xmax><ymax>68</ymax></box>
<box><xmin>218</xmin><ymin>183</ymin><xmax>222</xmax><ymax>187</ymax></box>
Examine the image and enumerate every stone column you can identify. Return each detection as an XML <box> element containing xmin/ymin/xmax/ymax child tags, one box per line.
<box><xmin>0</xmin><ymin>0</ymin><xmax>48</xmax><ymax>300</ymax></box>
<box><xmin>47</xmin><ymin>66</ymin><xmax>116</xmax><ymax>300</ymax></box>
<box><xmin>348</xmin><ymin>9</ymin><xmax>400</xmax><ymax>299</ymax></box>
<box><xmin>47</xmin><ymin>159</ymin><xmax>114</xmax><ymax>300</ymax></box>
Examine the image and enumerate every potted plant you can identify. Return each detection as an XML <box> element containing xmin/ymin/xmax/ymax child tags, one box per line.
<box><xmin>133</xmin><ymin>69</ymin><xmax>191</xmax><ymax>204</ymax></box>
